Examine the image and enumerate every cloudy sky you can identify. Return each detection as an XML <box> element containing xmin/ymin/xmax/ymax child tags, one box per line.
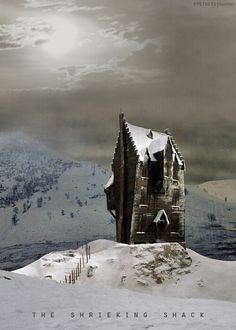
<box><xmin>0</xmin><ymin>0</ymin><xmax>236</xmax><ymax>183</ymax></box>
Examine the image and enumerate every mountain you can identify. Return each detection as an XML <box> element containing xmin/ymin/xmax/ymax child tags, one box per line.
<box><xmin>0</xmin><ymin>133</ymin><xmax>115</xmax><ymax>270</ymax></box>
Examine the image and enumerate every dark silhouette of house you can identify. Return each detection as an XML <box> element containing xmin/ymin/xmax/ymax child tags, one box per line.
<box><xmin>105</xmin><ymin>113</ymin><xmax>185</xmax><ymax>246</ymax></box>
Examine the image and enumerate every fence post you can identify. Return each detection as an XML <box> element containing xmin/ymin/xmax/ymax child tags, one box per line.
<box><xmin>82</xmin><ymin>253</ymin><xmax>85</xmax><ymax>268</ymax></box>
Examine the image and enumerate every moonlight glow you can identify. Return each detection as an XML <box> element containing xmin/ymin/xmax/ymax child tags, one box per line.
<box><xmin>44</xmin><ymin>18</ymin><xmax>77</xmax><ymax>56</ymax></box>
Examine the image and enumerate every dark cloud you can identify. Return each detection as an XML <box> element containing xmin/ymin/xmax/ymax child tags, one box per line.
<box><xmin>0</xmin><ymin>0</ymin><xmax>235</xmax><ymax>183</ymax></box>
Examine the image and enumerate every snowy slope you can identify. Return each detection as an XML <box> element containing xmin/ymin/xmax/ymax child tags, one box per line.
<box><xmin>199</xmin><ymin>179</ymin><xmax>236</xmax><ymax>203</ymax></box>
<box><xmin>1</xmin><ymin>269</ymin><xmax>236</xmax><ymax>330</ymax></box>
<box><xmin>0</xmin><ymin>162</ymin><xmax>113</xmax><ymax>247</ymax></box>
<box><xmin>15</xmin><ymin>240</ymin><xmax>236</xmax><ymax>303</ymax></box>
<box><xmin>4</xmin><ymin>239</ymin><xmax>235</xmax><ymax>330</ymax></box>
<box><xmin>0</xmin><ymin>133</ymin><xmax>115</xmax><ymax>270</ymax></box>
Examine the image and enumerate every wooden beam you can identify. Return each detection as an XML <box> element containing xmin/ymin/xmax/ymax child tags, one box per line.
<box><xmin>118</xmin><ymin>111</ymin><xmax>125</xmax><ymax>242</ymax></box>
<box><xmin>109</xmin><ymin>210</ymin><xmax>116</xmax><ymax>220</ymax></box>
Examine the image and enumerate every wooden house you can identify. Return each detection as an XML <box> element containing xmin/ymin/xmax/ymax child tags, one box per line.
<box><xmin>104</xmin><ymin>113</ymin><xmax>185</xmax><ymax>246</ymax></box>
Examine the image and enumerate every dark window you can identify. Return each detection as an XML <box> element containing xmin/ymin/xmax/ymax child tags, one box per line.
<box><xmin>173</xmin><ymin>158</ymin><xmax>179</xmax><ymax>180</ymax></box>
<box><xmin>149</xmin><ymin>151</ymin><xmax>164</xmax><ymax>192</ymax></box>
<box><xmin>165</xmin><ymin>143</ymin><xmax>172</xmax><ymax>177</ymax></box>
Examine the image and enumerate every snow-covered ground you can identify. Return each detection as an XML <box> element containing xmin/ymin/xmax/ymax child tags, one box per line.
<box><xmin>2</xmin><ymin>269</ymin><xmax>236</xmax><ymax>330</ymax></box>
<box><xmin>1</xmin><ymin>239</ymin><xmax>235</xmax><ymax>330</ymax></box>
<box><xmin>14</xmin><ymin>240</ymin><xmax>236</xmax><ymax>302</ymax></box>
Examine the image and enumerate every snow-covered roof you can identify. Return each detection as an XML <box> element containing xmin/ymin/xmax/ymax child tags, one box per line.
<box><xmin>104</xmin><ymin>172</ymin><xmax>114</xmax><ymax>190</ymax></box>
<box><xmin>126</xmin><ymin>122</ymin><xmax>183</xmax><ymax>165</ymax></box>
<box><xmin>126</xmin><ymin>123</ymin><xmax>168</xmax><ymax>161</ymax></box>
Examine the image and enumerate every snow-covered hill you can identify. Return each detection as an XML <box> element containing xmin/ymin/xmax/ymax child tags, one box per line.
<box><xmin>15</xmin><ymin>239</ymin><xmax>236</xmax><ymax>303</ymax></box>
<box><xmin>199</xmin><ymin>180</ymin><xmax>236</xmax><ymax>203</ymax></box>
<box><xmin>0</xmin><ymin>133</ymin><xmax>115</xmax><ymax>270</ymax></box>
<box><xmin>0</xmin><ymin>160</ymin><xmax>113</xmax><ymax>247</ymax></box>
<box><xmin>2</xmin><ymin>239</ymin><xmax>235</xmax><ymax>330</ymax></box>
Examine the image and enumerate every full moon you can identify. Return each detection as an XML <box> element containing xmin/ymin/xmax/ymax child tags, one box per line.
<box><xmin>44</xmin><ymin>18</ymin><xmax>77</xmax><ymax>56</ymax></box>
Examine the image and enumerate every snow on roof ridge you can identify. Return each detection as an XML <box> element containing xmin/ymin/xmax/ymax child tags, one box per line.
<box><xmin>125</xmin><ymin>121</ymin><xmax>184</xmax><ymax>166</ymax></box>
<box><xmin>124</xmin><ymin>120</ymin><xmax>139</xmax><ymax>156</ymax></box>
<box><xmin>168</xmin><ymin>135</ymin><xmax>184</xmax><ymax>167</ymax></box>
<box><xmin>126</xmin><ymin>121</ymin><xmax>167</xmax><ymax>137</ymax></box>
<box><xmin>126</xmin><ymin>121</ymin><xmax>168</xmax><ymax>161</ymax></box>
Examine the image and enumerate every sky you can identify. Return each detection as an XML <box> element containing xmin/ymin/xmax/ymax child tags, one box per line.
<box><xmin>0</xmin><ymin>0</ymin><xmax>236</xmax><ymax>183</ymax></box>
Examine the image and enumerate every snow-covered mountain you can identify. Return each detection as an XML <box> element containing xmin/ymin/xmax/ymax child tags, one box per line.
<box><xmin>1</xmin><ymin>239</ymin><xmax>235</xmax><ymax>330</ymax></box>
<box><xmin>0</xmin><ymin>133</ymin><xmax>115</xmax><ymax>270</ymax></box>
